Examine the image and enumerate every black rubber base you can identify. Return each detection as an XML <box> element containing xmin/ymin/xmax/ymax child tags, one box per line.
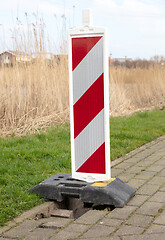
<box><xmin>29</xmin><ymin>173</ymin><xmax>136</xmax><ymax>208</ymax></box>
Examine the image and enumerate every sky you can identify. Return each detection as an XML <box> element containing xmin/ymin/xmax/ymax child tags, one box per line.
<box><xmin>0</xmin><ymin>0</ymin><xmax>165</xmax><ymax>59</ymax></box>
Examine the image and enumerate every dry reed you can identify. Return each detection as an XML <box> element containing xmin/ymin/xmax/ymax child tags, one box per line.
<box><xmin>0</xmin><ymin>58</ymin><xmax>69</xmax><ymax>136</ymax></box>
<box><xmin>1</xmin><ymin>62</ymin><xmax>165</xmax><ymax>136</ymax></box>
<box><xmin>109</xmin><ymin>65</ymin><xmax>165</xmax><ymax>116</ymax></box>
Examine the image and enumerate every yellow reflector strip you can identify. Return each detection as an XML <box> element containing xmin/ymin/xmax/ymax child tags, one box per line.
<box><xmin>91</xmin><ymin>178</ymin><xmax>116</xmax><ymax>187</ymax></box>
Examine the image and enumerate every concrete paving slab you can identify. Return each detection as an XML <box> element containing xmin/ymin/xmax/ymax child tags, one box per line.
<box><xmin>3</xmin><ymin>220</ymin><xmax>40</xmax><ymax>239</ymax></box>
<box><xmin>160</xmin><ymin>185</ymin><xmax>165</xmax><ymax>191</ymax></box>
<box><xmin>158</xmin><ymin>168</ymin><xmax>165</xmax><ymax>177</ymax></box>
<box><xmin>74</xmin><ymin>210</ymin><xmax>107</xmax><ymax>225</ymax></box>
<box><xmin>24</xmin><ymin>228</ymin><xmax>57</xmax><ymax>240</ymax></box>
<box><xmin>117</xmin><ymin>173</ymin><xmax>135</xmax><ymax>183</ymax></box>
<box><xmin>148</xmin><ymin>191</ymin><xmax>165</xmax><ymax>203</ymax></box>
<box><xmin>126</xmin><ymin>214</ymin><xmax>153</xmax><ymax>227</ymax></box>
<box><xmin>79</xmin><ymin>224</ymin><xmax>115</xmax><ymax>238</ymax></box>
<box><xmin>136</xmin><ymin>201</ymin><xmax>164</xmax><ymax>216</ymax></box>
<box><xmin>147</xmin><ymin>176</ymin><xmax>165</xmax><ymax>185</ymax></box>
<box><xmin>107</xmin><ymin>206</ymin><xmax>137</xmax><ymax>220</ymax></box>
<box><xmin>49</xmin><ymin>230</ymin><xmax>81</xmax><ymax>240</ymax></box>
<box><xmin>0</xmin><ymin>238</ymin><xmax>15</xmax><ymax>240</ymax></box>
<box><xmin>128</xmin><ymin>179</ymin><xmax>147</xmax><ymax>189</ymax></box>
<box><xmin>146</xmin><ymin>164</ymin><xmax>165</xmax><ymax>172</ymax></box>
<box><xmin>122</xmin><ymin>233</ymin><xmax>165</xmax><ymax>240</ymax></box>
<box><xmin>125</xmin><ymin>166</ymin><xmax>145</xmax><ymax>174</ymax></box>
<box><xmin>136</xmin><ymin>184</ymin><xmax>160</xmax><ymax>195</ymax></box>
<box><xmin>64</xmin><ymin>223</ymin><xmax>90</xmax><ymax>233</ymax></box>
<box><xmin>127</xmin><ymin>194</ymin><xmax>149</xmax><ymax>207</ymax></box>
<box><xmin>115</xmin><ymin>224</ymin><xmax>144</xmax><ymax>236</ymax></box>
<box><xmin>154</xmin><ymin>158</ymin><xmax>165</xmax><ymax>166</ymax></box>
<box><xmin>79</xmin><ymin>237</ymin><xmax>120</xmax><ymax>240</ymax></box>
<box><xmin>134</xmin><ymin>171</ymin><xmax>156</xmax><ymax>180</ymax></box>
<box><xmin>98</xmin><ymin>217</ymin><xmax>123</xmax><ymax>227</ymax></box>
<box><xmin>153</xmin><ymin>210</ymin><xmax>165</xmax><ymax>225</ymax></box>
<box><xmin>144</xmin><ymin>224</ymin><xmax>165</xmax><ymax>234</ymax></box>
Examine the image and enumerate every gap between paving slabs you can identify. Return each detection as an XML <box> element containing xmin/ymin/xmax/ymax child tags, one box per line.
<box><xmin>37</xmin><ymin>197</ymin><xmax>116</xmax><ymax>222</ymax></box>
<box><xmin>0</xmin><ymin>197</ymin><xmax>116</xmax><ymax>238</ymax></box>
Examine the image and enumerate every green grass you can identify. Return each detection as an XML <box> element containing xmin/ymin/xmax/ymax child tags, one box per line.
<box><xmin>110</xmin><ymin>110</ymin><xmax>165</xmax><ymax>159</ymax></box>
<box><xmin>0</xmin><ymin>109</ymin><xmax>165</xmax><ymax>226</ymax></box>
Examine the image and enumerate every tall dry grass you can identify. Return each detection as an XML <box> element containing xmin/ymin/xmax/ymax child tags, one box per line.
<box><xmin>1</xmin><ymin>62</ymin><xmax>165</xmax><ymax>136</ymax></box>
<box><xmin>109</xmin><ymin>65</ymin><xmax>165</xmax><ymax>116</ymax></box>
<box><xmin>0</xmin><ymin>14</ymin><xmax>70</xmax><ymax>136</ymax></box>
<box><xmin>0</xmin><ymin>59</ymin><xmax>69</xmax><ymax>136</ymax></box>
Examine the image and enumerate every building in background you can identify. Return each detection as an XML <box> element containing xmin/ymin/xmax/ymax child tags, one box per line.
<box><xmin>0</xmin><ymin>50</ymin><xmax>31</xmax><ymax>67</ymax></box>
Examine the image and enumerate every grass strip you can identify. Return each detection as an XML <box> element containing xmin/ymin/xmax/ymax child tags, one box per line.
<box><xmin>0</xmin><ymin>109</ymin><xmax>165</xmax><ymax>226</ymax></box>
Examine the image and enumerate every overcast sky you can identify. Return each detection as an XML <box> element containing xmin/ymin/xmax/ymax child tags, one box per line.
<box><xmin>0</xmin><ymin>0</ymin><xmax>165</xmax><ymax>59</ymax></box>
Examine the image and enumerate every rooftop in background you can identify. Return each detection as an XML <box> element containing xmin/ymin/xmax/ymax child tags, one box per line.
<box><xmin>113</xmin><ymin>57</ymin><xmax>133</xmax><ymax>63</ymax></box>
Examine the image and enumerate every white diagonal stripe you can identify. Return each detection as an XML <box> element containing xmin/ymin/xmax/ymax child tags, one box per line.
<box><xmin>74</xmin><ymin>109</ymin><xmax>105</xmax><ymax>171</ymax></box>
<box><xmin>73</xmin><ymin>37</ymin><xmax>103</xmax><ymax>105</ymax></box>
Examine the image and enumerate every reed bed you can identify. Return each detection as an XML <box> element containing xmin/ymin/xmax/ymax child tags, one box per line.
<box><xmin>0</xmin><ymin>58</ymin><xmax>69</xmax><ymax>136</ymax></box>
<box><xmin>0</xmin><ymin>59</ymin><xmax>165</xmax><ymax>136</ymax></box>
<box><xmin>109</xmin><ymin>65</ymin><xmax>165</xmax><ymax>116</ymax></box>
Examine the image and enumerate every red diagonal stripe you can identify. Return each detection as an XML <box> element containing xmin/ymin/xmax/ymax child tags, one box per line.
<box><xmin>72</xmin><ymin>36</ymin><xmax>102</xmax><ymax>71</ymax></box>
<box><xmin>73</xmin><ymin>73</ymin><xmax>104</xmax><ymax>139</ymax></box>
<box><xmin>76</xmin><ymin>142</ymin><xmax>106</xmax><ymax>174</ymax></box>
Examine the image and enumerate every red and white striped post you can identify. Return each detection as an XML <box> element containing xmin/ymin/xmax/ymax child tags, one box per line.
<box><xmin>69</xmin><ymin>9</ymin><xmax>110</xmax><ymax>183</ymax></box>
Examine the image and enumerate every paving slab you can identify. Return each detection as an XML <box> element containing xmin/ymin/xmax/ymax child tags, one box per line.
<box><xmin>64</xmin><ymin>223</ymin><xmax>90</xmax><ymax>233</ymax></box>
<box><xmin>3</xmin><ymin>220</ymin><xmax>40</xmax><ymax>239</ymax></box>
<box><xmin>114</xmin><ymin>224</ymin><xmax>144</xmax><ymax>236</ymax></box>
<box><xmin>111</xmin><ymin>168</ymin><xmax>125</xmax><ymax>177</ymax></box>
<box><xmin>74</xmin><ymin>210</ymin><xmax>107</xmax><ymax>225</ymax></box>
<box><xmin>79</xmin><ymin>237</ymin><xmax>120</xmax><ymax>240</ymax></box>
<box><xmin>127</xmin><ymin>194</ymin><xmax>149</xmax><ymax>207</ymax></box>
<box><xmin>148</xmin><ymin>191</ymin><xmax>165</xmax><ymax>203</ymax></box>
<box><xmin>126</xmin><ymin>214</ymin><xmax>153</xmax><ymax>228</ymax></box>
<box><xmin>136</xmin><ymin>184</ymin><xmax>160</xmax><ymax>195</ymax></box>
<box><xmin>127</xmin><ymin>179</ymin><xmax>147</xmax><ymax>189</ymax></box>
<box><xmin>106</xmin><ymin>206</ymin><xmax>137</xmax><ymax>220</ymax></box>
<box><xmin>158</xmin><ymin>168</ymin><xmax>165</xmax><ymax>177</ymax></box>
<box><xmin>117</xmin><ymin>173</ymin><xmax>135</xmax><ymax>183</ymax></box>
<box><xmin>153</xmin><ymin>210</ymin><xmax>165</xmax><ymax>225</ymax></box>
<box><xmin>79</xmin><ymin>224</ymin><xmax>115</xmax><ymax>238</ymax></box>
<box><xmin>136</xmin><ymin>160</ymin><xmax>154</xmax><ymax>167</ymax></box>
<box><xmin>154</xmin><ymin>158</ymin><xmax>165</xmax><ymax>166</ymax></box>
<box><xmin>98</xmin><ymin>217</ymin><xmax>123</xmax><ymax>227</ymax></box>
<box><xmin>51</xmin><ymin>209</ymin><xmax>73</xmax><ymax>219</ymax></box>
<box><xmin>136</xmin><ymin>201</ymin><xmax>164</xmax><ymax>216</ymax></box>
<box><xmin>160</xmin><ymin>185</ymin><xmax>165</xmax><ymax>191</ymax></box>
<box><xmin>0</xmin><ymin>238</ymin><xmax>15</xmax><ymax>240</ymax></box>
<box><xmin>147</xmin><ymin>176</ymin><xmax>165</xmax><ymax>185</ymax></box>
<box><xmin>125</xmin><ymin>166</ymin><xmax>145</xmax><ymax>174</ymax></box>
<box><xmin>24</xmin><ymin>228</ymin><xmax>57</xmax><ymax>240</ymax></box>
<box><xmin>38</xmin><ymin>217</ymin><xmax>72</xmax><ymax>228</ymax></box>
<box><xmin>114</xmin><ymin>161</ymin><xmax>135</xmax><ymax>170</ymax></box>
<box><xmin>49</xmin><ymin>230</ymin><xmax>81</xmax><ymax>240</ymax></box>
<box><xmin>134</xmin><ymin>171</ymin><xmax>156</xmax><ymax>180</ymax></box>
<box><xmin>122</xmin><ymin>233</ymin><xmax>165</xmax><ymax>240</ymax></box>
<box><xmin>144</xmin><ymin>224</ymin><xmax>165</xmax><ymax>234</ymax></box>
<box><xmin>146</xmin><ymin>164</ymin><xmax>165</xmax><ymax>172</ymax></box>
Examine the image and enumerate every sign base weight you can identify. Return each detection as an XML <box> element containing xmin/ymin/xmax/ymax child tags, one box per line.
<box><xmin>29</xmin><ymin>173</ymin><xmax>136</xmax><ymax>208</ymax></box>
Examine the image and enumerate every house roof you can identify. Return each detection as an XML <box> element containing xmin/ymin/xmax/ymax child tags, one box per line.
<box><xmin>0</xmin><ymin>50</ymin><xmax>29</xmax><ymax>56</ymax></box>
